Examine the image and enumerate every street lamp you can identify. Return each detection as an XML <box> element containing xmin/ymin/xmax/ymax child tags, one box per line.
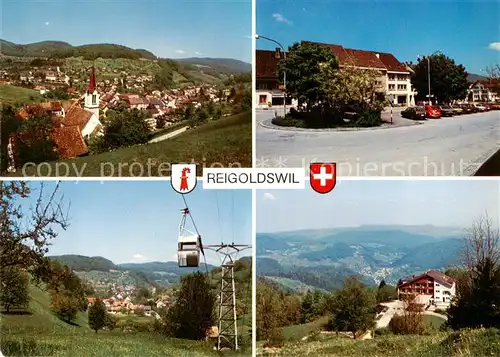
<box><xmin>255</xmin><ymin>34</ymin><xmax>287</xmax><ymax>116</ymax></box>
<box><xmin>417</xmin><ymin>50</ymin><xmax>442</xmax><ymax>105</ymax></box>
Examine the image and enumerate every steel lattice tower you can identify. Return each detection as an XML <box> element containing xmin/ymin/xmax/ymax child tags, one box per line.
<box><xmin>205</xmin><ymin>244</ymin><xmax>250</xmax><ymax>351</ymax></box>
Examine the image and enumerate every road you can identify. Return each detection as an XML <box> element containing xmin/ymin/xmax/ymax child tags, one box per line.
<box><xmin>376</xmin><ymin>300</ymin><xmax>448</xmax><ymax>329</ymax></box>
<box><xmin>256</xmin><ymin>109</ymin><xmax>500</xmax><ymax>176</ymax></box>
<box><xmin>148</xmin><ymin>126</ymin><xmax>189</xmax><ymax>144</ymax></box>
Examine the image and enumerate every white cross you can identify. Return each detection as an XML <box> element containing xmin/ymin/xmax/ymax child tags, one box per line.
<box><xmin>313</xmin><ymin>166</ymin><xmax>333</xmax><ymax>186</ymax></box>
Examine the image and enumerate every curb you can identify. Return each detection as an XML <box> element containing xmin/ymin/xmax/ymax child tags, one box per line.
<box><xmin>259</xmin><ymin>119</ymin><xmax>422</xmax><ymax>132</ymax></box>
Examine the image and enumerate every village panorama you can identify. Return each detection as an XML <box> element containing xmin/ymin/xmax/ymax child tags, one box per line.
<box><xmin>0</xmin><ymin>40</ymin><xmax>252</xmax><ymax>177</ymax></box>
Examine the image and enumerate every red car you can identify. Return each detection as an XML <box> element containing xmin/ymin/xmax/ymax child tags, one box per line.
<box><xmin>425</xmin><ymin>105</ymin><xmax>442</xmax><ymax>118</ymax></box>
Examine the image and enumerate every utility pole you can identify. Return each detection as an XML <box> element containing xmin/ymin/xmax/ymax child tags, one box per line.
<box><xmin>204</xmin><ymin>243</ymin><xmax>251</xmax><ymax>351</ymax></box>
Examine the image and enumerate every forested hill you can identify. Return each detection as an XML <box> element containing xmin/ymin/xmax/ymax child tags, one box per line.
<box><xmin>49</xmin><ymin>255</ymin><xmax>117</xmax><ymax>272</ymax></box>
<box><xmin>0</xmin><ymin>40</ymin><xmax>156</xmax><ymax>60</ymax></box>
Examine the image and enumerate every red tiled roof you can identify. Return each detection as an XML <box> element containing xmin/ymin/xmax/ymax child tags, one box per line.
<box><xmin>52</xmin><ymin>126</ymin><xmax>88</xmax><ymax>158</ymax></box>
<box><xmin>301</xmin><ymin>41</ymin><xmax>406</xmax><ymax>72</ymax></box>
<box><xmin>87</xmin><ymin>67</ymin><xmax>96</xmax><ymax>93</ymax></box>
<box><xmin>62</xmin><ymin>106</ymin><xmax>93</xmax><ymax>131</ymax></box>
<box><xmin>40</xmin><ymin>101</ymin><xmax>63</xmax><ymax>112</ymax></box>
<box><xmin>398</xmin><ymin>270</ymin><xmax>455</xmax><ymax>289</ymax></box>
<box><xmin>256</xmin><ymin>49</ymin><xmax>286</xmax><ymax>78</ymax></box>
<box><xmin>378</xmin><ymin>53</ymin><xmax>409</xmax><ymax>73</ymax></box>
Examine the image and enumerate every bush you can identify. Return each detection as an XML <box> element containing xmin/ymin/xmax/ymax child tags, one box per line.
<box><xmin>388</xmin><ymin>314</ymin><xmax>425</xmax><ymax>335</ymax></box>
<box><xmin>272</xmin><ymin>116</ymin><xmax>307</xmax><ymax>128</ymax></box>
<box><xmin>374</xmin><ymin>327</ymin><xmax>392</xmax><ymax>336</ymax></box>
<box><xmin>265</xmin><ymin>328</ymin><xmax>285</xmax><ymax>348</ymax></box>
<box><xmin>356</xmin><ymin>109</ymin><xmax>382</xmax><ymax>127</ymax></box>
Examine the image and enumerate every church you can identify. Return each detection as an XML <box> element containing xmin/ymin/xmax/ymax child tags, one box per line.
<box><xmin>8</xmin><ymin>67</ymin><xmax>104</xmax><ymax>170</ymax></box>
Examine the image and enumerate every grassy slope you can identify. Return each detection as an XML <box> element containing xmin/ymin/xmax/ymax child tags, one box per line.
<box><xmin>0</xmin><ymin>84</ymin><xmax>43</xmax><ymax>105</ymax></box>
<box><xmin>258</xmin><ymin>315</ymin><xmax>497</xmax><ymax>357</ymax></box>
<box><xmin>13</xmin><ymin>111</ymin><xmax>251</xmax><ymax>177</ymax></box>
<box><xmin>1</xmin><ymin>283</ymin><xmax>249</xmax><ymax>357</ymax></box>
<box><xmin>257</xmin><ymin>329</ymin><xmax>500</xmax><ymax>357</ymax></box>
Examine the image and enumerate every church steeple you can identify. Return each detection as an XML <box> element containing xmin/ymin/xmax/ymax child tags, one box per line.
<box><xmin>87</xmin><ymin>66</ymin><xmax>96</xmax><ymax>93</ymax></box>
<box><xmin>84</xmin><ymin>66</ymin><xmax>99</xmax><ymax>118</ymax></box>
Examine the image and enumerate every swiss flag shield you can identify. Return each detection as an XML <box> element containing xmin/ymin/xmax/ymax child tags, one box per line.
<box><xmin>309</xmin><ymin>163</ymin><xmax>336</xmax><ymax>194</ymax></box>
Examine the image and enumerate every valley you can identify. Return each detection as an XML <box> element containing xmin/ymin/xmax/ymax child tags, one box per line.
<box><xmin>257</xmin><ymin>225</ymin><xmax>466</xmax><ymax>291</ymax></box>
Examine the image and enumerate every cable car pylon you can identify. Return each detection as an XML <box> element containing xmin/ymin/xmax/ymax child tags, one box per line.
<box><xmin>176</xmin><ymin>201</ymin><xmax>250</xmax><ymax>351</ymax></box>
<box><xmin>204</xmin><ymin>243</ymin><xmax>250</xmax><ymax>351</ymax></box>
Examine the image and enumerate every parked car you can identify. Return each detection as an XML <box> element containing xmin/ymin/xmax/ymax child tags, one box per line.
<box><xmin>449</xmin><ymin>104</ymin><xmax>464</xmax><ymax>115</ymax></box>
<box><xmin>401</xmin><ymin>106</ymin><xmax>426</xmax><ymax>120</ymax></box>
<box><xmin>438</xmin><ymin>105</ymin><xmax>455</xmax><ymax>117</ymax></box>
<box><xmin>425</xmin><ymin>105</ymin><xmax>441</xmax><ymax>118</ymax></box>
<box><xmin>459</xmin><ymin>104</ymin><xmax>476</xmax><ymax>114</ymax></box>
<box><xmin>474</xmin><ymin>103</ymin><xmax>488</xmax><ymax>112</ymax></box>
<box><xmin>490</xmin><ymin>103</ymin><xmax>500</xmax><ymax>110</ymax></box>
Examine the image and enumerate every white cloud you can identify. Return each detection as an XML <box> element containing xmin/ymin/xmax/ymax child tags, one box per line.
<box><xmin>263</xmin><ymin>192</ymin><xmax>276</xmax><ymax>200</ymax></box>
<box><xmin>272</xmin><ymin>13</ymin><xmax>292</xmax><ymax>25</ymax></box>
<box><xmin>45</xmin><ymin>21</ymin><xmax>50</xmax><ymax>26</ymax></box>
<box><xmin>488</xmin><ymin>42</ymin><xmax>500</xmax><ymax>51</ymax></box>
<box><xmin>175</xmin><ymin>49</ymin><xmax>185</xmax><ymax>54</ymax></box>
<box><xmin>195</xmin><ymin>51</ymin><xmax>202</xmax><ymax>55</ymax></box>
<box><xmin>132</xmin><ymin>253</ymin><xmax>147</xmax><ymax>262</ymax></box>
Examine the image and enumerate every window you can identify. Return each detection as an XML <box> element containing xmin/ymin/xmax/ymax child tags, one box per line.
<box><xmin>436</xmin><ymin>283</ymin><xmax>440</xmax><ymax>286</ymax></box>
<box><xmin>259</xmin><ymin>95</ymin><xmax>267</xmax><ymax>104</ymax></box>
<box><xmin>389</xmin><ymin>84</ymin><xmax>395</xmax><ymax>90</ymax></box>
<box><xmin>92</xmin><ymin>94</ymin><xmax>97</xmax><ymax>105</ymax></box>
<box><xmin>435</xmin><ymin>290</ymin><xmax>440</xmax><ymax>293</ymax></box>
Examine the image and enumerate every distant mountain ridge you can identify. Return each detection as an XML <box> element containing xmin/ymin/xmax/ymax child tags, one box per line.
<box><xmin>256</xmin><ymin>225</ymin><xmax>466</xmax><ymax>292</ymax></box>
<box><xmin>0</xmin><ymin>40</ymin><xmax>250</xmax><ymax>74</ymax></box>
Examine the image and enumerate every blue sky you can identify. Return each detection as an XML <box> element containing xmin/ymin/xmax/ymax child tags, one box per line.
<box><xmin>2</xmin><ymin>0</ymin><xmax>251</xmax><ymax>63</ymax></box>
<box><xmin>256</xmin><ymin>0</ymin><xmax>500</xmax><ymax>74</ymax></box>
<box><xmin>257</xmin><ymin>180</ymin><xmax>500</xmax><ymax>232</ymax></box>
<box><xmin>19</xmin><ymin>181</ymin><xmax>252</xmax><ymax>265</ymax></box>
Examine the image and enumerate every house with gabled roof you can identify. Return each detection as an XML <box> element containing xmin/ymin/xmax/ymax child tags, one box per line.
<box><xmin>256</xmin><ymin>40</ymin><xmax>417</xmax><ymax>108</ymax></box>
<box><xmin>397</xmin><ymin>270</ymin><xmax>456</xmax><ymax>309</ymax></box>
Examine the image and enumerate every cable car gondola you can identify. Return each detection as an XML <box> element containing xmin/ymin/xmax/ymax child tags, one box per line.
<box><xmin>177</xmin><ymin>208</ymin><xmax>203</xmax><ymax>267</ymax></box>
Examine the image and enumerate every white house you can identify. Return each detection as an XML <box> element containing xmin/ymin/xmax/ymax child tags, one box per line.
<box><xmin>397</xmin><ymin>270</ymin><xmax>457</xmax><ymax>309</ymax></box>
<box><xmin>467</xmin><ymin>80</ymin><xmax>500</xmax><ymax>102</ymax></box>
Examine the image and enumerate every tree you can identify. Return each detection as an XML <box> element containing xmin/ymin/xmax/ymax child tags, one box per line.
<box><xmin>447</xmin><ymin>214</ymin><xmax>500</xmax><ymax>329</ymax></box>
<box><xmin>0</xmin><ymin>182</ymin><xmax>69</xmax><ymax>279</ymax></box>
<box><xmin>277</xmin><ymin>42</ymin><xmax>339</xmax><ymax>111</ymax></box>
<box><xmin>197</xmin><ymin>107</ymin><xmax>209</xmax><ymax>123</ymax></box>
<box><xmin>183</xmin><ymin>103</ymin><xmax>194</xmax><ymax>121</ymax></box>
<box><xmin>214</xmin><ymin>106</ymin><xmax>222</xmax><ymax>120</ymax></box>
<box><xmin>51</xmin><ymin>290</ymin><xmax>79</xmax><ymax>323</ymax></box>
<box><xmin>206</xmin><ymin>100</ymin><xmax>215</xmax><ymax>116</ymax></box>
<box><xmin>378</xmin><ymin>280</ymin><xmax>387</xmax><ymax>289</ymax></box>
<box><xmin>321</xmin><ymin>60</ymin><xmax>386</xmax><ymax>114</ymax></box>
<box><xmin>164</xmin><ymin>272</ymin><xmax>215</xmax><ymax>340</ymax></box>
<box><xmin>0</xmin><ymin>267</ymin><xmax>30</xmax><ymax>312</ymax></box>
<box><xmin>411</xmin><ymin>54</ymin><xmax>468</xmax><ymax>103</ymax></box>
<box><xmin>88</xmin><ymin>298</ymin><xmax>107</xmax><ymax>333</ymax></box>
<box><xmin>300</xmin><ymin>290</ymin><xmax>318</xmax><ymax>323</ymax></box>
<box><xmin>13</xmin><ymin>106</ymin><xmax>59</xmax><ymax>167</ymax></box>
<box><xmin>218</xmin><ymin>89</ymin><xmax>224</xmax><ymax>102</ymax></box>
<box><xmin>135</xmin><ymin>286</ymin><xmax>152</xmax><ymax>303</ymax></box>
<box><xmin>256</xmin><ymin>281</ymin><xmax>284</xmax><ymax>344</ymax></box>
<box><xmin>155</xmin><ymin>115</ymin><xmax>167</xmax><ymax>129</ymax></box>
<box><xmin>328</xmin><ymin>277</ymin><xmax>376</xmax><ymax>339</ymax></box>
<box><xmin>0</xmin><ymin>106</ymin><xmax>21</xmax><ymax>174</ymax></box>
<box><xmin>101</xmin><ymin>108</ymin><xmax>151</xmax><ymax>150</ymax></box>
<box><xmin>377</xmin><ymin>283</ymin><xmax>397</xmax><ymax>303</ymax></box>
